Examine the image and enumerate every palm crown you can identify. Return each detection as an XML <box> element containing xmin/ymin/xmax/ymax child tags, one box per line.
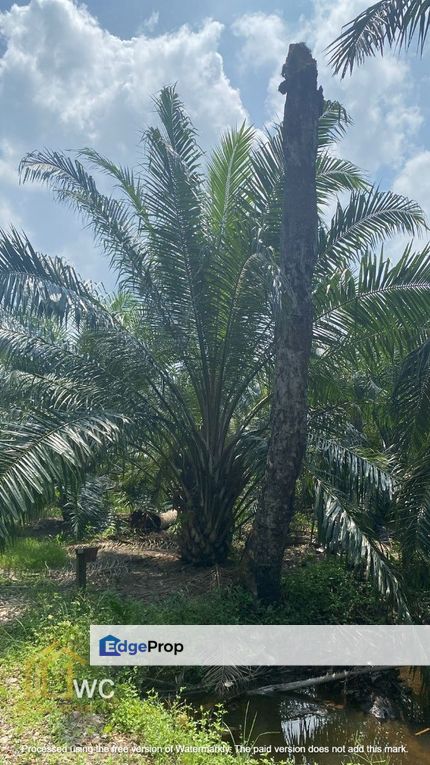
<box><xmin>0</xmin><ymin>88</ymin><xmax>429</xmax><ymax>616</ymax></box>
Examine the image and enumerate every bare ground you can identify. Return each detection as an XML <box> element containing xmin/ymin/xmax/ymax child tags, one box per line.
<box><xmin>0</xmin><ymin>517</ymin><xmax>314</xmax><ymax>626</ymax></box>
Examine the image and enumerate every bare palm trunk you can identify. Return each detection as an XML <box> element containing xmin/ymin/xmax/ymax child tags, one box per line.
<box><xmin>242</xmin><ymin>44</ymin><xmax>323</xmax><ymax>603</ymax></box>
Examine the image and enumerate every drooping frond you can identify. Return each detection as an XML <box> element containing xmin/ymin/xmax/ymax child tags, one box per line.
<box><xmin>318</xmin><ymin>100</ymin><xmax>352</xmax><ymax>147</ymax></box>
<box><xmin>314</xmin><ymin>245</ymin><xmax>430</xmax><ymax>363</ymax></box>
<box><xmin>319</xmin><ymin>188</ymin><xmax>427</xmax><ymax>269</ymax></box>
<box><xmin>395</xmin><ymin>452</ymin><xmax>430</xmax><ymax>561</ymax></box>
<box><xmin>316</xmin><ymin>154</ymin><xmax>368</xmax><ymax>206</ymax></box>
<box><xmin>308</xmin><ymin>435</ymin><xmax>393</xmax><ymax>500</ymax></box>
<box><xmin>0</xmin><ymin>410</ymin><xmax>131</xmax><ymax>543</ymax></box>
<box><xmin>328</xmin><ymin>0</ymin><xmax>430</xmax><ymax>77</ymax></box>
<box><xmin>393</xmin><ymin>335</ymin><xmax>430</xmax><ymax>440</ymax></box>
<box><xmin>19</xmin><ymin>150</ymin><xmax>144</xmax><ymax>279</ymax></box>
<box><xmin>60</xmin><ymin>475</ymin><xmax>113</xmax><ymax>538</ymax></box>
<box><xmin>0</xmin><ymin>228</ymin><xmax>106</xmax><ymax>327</ymax></box>
<box><xmin>315</xmin><ymin>482</ymin><xmax>410</xmax><ymax>620</ymax></box>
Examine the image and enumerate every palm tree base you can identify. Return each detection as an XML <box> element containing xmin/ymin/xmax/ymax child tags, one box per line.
<box><xmin>178</xmin><ymin>511</ymin><xmax>233</xmax><ymax>566</ymax></box>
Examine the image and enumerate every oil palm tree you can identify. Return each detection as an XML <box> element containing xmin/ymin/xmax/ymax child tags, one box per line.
<box><xmin>0</xmin><ymin>88</ymin><xmax>428</xmax><ymax>596</ymax></box>
<box><xmin>328</xmin><ymin>0</ymin><xmax>430</xmax><ymax>77</ymax></box>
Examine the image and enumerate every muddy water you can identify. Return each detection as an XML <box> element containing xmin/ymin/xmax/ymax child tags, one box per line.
<box><xmin>225</xmin><ymin>673</ymin><xmax>430</xmax><ymax>764</ymax></box>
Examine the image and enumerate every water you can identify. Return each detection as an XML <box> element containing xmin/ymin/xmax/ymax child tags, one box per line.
<box><xmin>224</xmin><ymin>672</ymin><xmax>430</xmax><ymax>764</ymax></box>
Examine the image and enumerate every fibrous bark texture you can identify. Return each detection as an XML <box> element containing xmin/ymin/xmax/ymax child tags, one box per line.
<box><xmin>242</xmin><ymin>43</ymin><xmax>323</xmax><ymax>603</ymax></box>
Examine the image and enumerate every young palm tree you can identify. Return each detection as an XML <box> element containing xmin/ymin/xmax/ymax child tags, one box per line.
<box><xmin>328</xmin><ymin>0</ymin><xmax>430</xmax><ymax>76</ymax></box>
<box><xmin>0</xmin><ymin>88</ymin><xmax>428</xmax><ymax>598</ymax></box>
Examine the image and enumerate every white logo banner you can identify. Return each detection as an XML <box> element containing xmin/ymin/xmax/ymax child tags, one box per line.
<box><xmin>90</xmin><ymin>625</ymin><xmax>430</xmax><ymax>666</ymax></box>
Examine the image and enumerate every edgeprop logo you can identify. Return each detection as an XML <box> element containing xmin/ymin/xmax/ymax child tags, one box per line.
<box><xmin>99</xmin><ymin>634</ymin><xmax>184</xmax><ymax>658</ymax></box>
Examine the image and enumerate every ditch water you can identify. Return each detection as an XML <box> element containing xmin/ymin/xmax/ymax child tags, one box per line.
<box><xmin>224</xmin><ymin>671</ymin><xmax>430</xmax><ymax>764</ymax></box>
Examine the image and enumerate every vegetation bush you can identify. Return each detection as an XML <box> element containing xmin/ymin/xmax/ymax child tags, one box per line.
<box><xmin>0</xmin><ymin>536</ymin><xmax>68</xmax><ymax>571</ymax></box>
<box><xmin>0</xmin><ymin>554</ymin><xmax>403</xmax><ymax>763</ymax></box>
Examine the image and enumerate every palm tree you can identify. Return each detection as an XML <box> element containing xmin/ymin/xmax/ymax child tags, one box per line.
<box><xmin>0</xmin><ymin>88</ymin><xmax>428</xmax><ymax>600</ymax></box>
<box><xmin>328</xmin><ymin>0</ymin><xmax>430</xmax><ymax>77</ymax></box>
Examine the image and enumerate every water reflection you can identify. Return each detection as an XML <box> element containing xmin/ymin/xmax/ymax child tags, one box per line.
<box><xmin>281</xmin><ymin>699</ymin><xmax>328</xmax><ymax>747</ymax></box>
<box><xmin>225</xmin><ymin>674</ymin><xmax>430</xmax><ymax>764</ymax></box>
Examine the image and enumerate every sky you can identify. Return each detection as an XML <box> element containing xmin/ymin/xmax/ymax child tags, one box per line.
<box><xmin>0</xmin><ymin>0</ymin><xmax>429</xmax><ymax>288</ymax></box>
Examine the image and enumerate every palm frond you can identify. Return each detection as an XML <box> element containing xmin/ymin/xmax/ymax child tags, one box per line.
<box><xmin>395</xmin><ymin>452</ymin><xmax>430</xmax><ymax>560</ymax></box>
<box><xmin>0</xmin><ymin>411</ymin><xmax>130</xmax><ymax>543</ymax></box>
<box><xmin>60</xmin><ymin>475</ymin><xmax>113</xmax><ymax>538</ymax></box>
<box><xmin>328</xmin><ymin>0</ymin><xmax>430</xmax><ymax>77</ymax></box>
<box><xmin>316</xmin><ymin>153</ymin><xmax>368</xmax><ymax>206</ymax></box>
<box><xmin>19</xmin><ymin>150</ymin><xmax>144</xmax><ymax>279</ymax></box>
<box><xmin>315</xmin><ymin>245</ymin><xmax>430</xmax><ymax>363</ymax></box>
<box><xmin>308</xmin><ymin>435</ymin><xmax>393</xmax><ymax>499</ymax></box>
<box><xmin>0</xmin><ymin>228</ymin><xmax>106</xmax><ymax>327</ymax></box>
<box><xmin>393</xmin><ymin>335</ymin><xmax>430</xmax><ymax>439</ymax></box>
<box><xmin>318</xmin><ymin>100</ymin><xmax>352</xmax><ymax>147</ymax></box>
<box><xmin>319</xmin><ymin>187</ymin><xmax>427</xmax><ymax>268</ymax></box>
<box><xmin>207</xmin><ymin>123</ymin><xmax>254</xmax><ymax>246</ymax></box>
<box><xmin>315</xmin><ymin>482</ymin><xmax>410</xmax><ymax>620</ymax></box>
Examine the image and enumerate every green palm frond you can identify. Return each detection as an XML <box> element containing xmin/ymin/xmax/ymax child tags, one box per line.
<box><xmin>395</xmin><ymin>452</ymin><xmax>430</xmax><ymax>560</ymax></box>
<box><xmin>60</xmin><ymin>475</ymin><xmax>113</xmax><ymax>538</ymax></box>
<box><xmin>207</xmin><ymin>123</ymin><xmax>254</xmax><ymax>246</ymax></box>
<box><xmin>315</xmin><ymin>482</ymin><xmax>410</xmax><ymax>620</ymax></box>
<box><xmin>316</xmin><ymin>153</ymin><xmax>368</xmax><ymax>206</ymax></box>
<box><xmin>393</xmin><ymin>336</ymin><xmax>430</xmax><ymax>440</ymax></box>
<box><xmin>20</xmin><ymin>148</ymin><xmax>144</xmax><ymax>279</ymax></box>
<box><xmin>318</xmin><ymin>100</ymin><xmax>352</xmax><ymax>147</ymax></box>
<box><xmin>308</xmin><ymin>436</ymin><xmax>393</xmax><ymax>499</ymax></box>
<box><xmin>0</xmin><ymin>411</ymin><xmax>131</xmax><ymax>543</ymax></box>
<box><xmin>0</xmin><ymin>228</ymin><xmax>106</xmax><ymax>326</ymax></box>
<box><xmin>328</xmin><ymin>0</ymin><xmax>430</xmax><ymax>77</ymax></box>
<box><xmin>319</xmin><ymin>188</ymin><xmax>427</xmax><ymax>269</ymax></box>
<box><xmin>315</xmin><ymin>245</ymin><xmax>430</xmax><ymax>363</ymax></box>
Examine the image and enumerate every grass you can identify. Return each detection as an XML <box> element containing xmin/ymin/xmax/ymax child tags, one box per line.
<box><xmin>0</xmin><ymin>537</ymin><xmax>69</xmax><ymax>571</ymax></box>
<box><xmin>0</xmin><ymin>543</ymin><xmax>395</xmax><ymax>764</ymax></box>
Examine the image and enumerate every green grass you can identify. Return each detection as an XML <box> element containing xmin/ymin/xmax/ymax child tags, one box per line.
<box><xmin>0</xmin><ymin>536</ymin><xmax>69</xmax><ymax>571</ymax></box>
<box><xmin>0</xmin><ymin>550</ymin><xmax>395</xmax><ymax>763</ymax></box>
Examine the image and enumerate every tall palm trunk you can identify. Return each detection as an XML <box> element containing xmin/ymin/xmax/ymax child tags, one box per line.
<box><xmin>242</xmin><ymin>44</ymin><xmax>323</xmax><ymax>602</ymax></box>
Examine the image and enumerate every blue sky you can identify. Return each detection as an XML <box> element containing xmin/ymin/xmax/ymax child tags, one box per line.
<box><xmin>0</xmin><ymin>0</ymin><xmax>429</xmax><ymax>287</ymax></box>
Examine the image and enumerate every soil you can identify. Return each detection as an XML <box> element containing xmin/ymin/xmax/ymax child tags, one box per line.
<box><xmin>0</xmin><ymin>517</ymin><xmax>316</xmax><ymax>626</ymax></box>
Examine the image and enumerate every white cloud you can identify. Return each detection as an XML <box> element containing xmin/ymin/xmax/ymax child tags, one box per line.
<box><xmin>231</xmin><ymin>13</ymin><xmax>289</xmax><ymax>71</ymax></box>
<box><xmin>0</xmin><ymin>0</ymin><xmax>247</xmax><ymax>148</ymax></box>
<box><xmin>0</xmin><ymin>0</ymin><xmax>248</xmax><ymax>283</ymax></box>
<box><xmin>233</xmin><ymin>1</ymin><xmax>424</xmax><ymax>175</ymax></box>
<box><xmin>393</xmin><ymin>150</ymin><xmax>430</xmax><ymax>222</ymax></box>
<box><xmin>305</xmin><ymin>0</ymin><xmax>424</xmax><ymax>173</ymax></box>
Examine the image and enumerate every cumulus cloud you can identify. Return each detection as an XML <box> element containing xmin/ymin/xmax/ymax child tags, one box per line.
<box><xmin>231</xmin><ymin>13</ymin><xmax>289</xmax><ymax>71</ymax></box>
<box><xmin>393</xmin><ymin>150</ymin><xmax>430</xmax><ymax>222</ymax></box>
<box><xmin>0</xmin><ymin>0</ymin><xmax>247</xmax><ymax>283</ymax></box>
<box><xmin>233</xmin><ymin>0</ymin><xmax>424</xmax><ymax>175</ymax></box>
<box><xmin>0</xmin><ymin>0</ymin><xmax>246</xmax><ymax>147</ymax></box>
